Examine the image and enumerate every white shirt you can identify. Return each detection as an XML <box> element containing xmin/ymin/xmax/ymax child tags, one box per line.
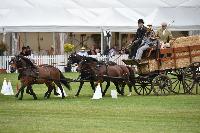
<box><xmin>77</xmin><ymin>51</ymin><xmax>88</xmax><ymax>56</ymax></box>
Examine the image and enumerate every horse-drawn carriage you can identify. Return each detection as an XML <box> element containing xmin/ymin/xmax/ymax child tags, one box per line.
<box><xmin>9</xmin><ymin>36</ymin><xmax>199</xmax><ymax>100</ymax></box>
<box><xmin>122</xmin><ymin>36</ymin><xmax>200</xmax><ymax>95</ymax></box>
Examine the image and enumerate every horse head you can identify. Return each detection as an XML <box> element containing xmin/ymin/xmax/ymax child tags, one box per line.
<box><xmin>77</xmin><ymin>57</ymin><xmax>98</xmax><ymax>73</ymax></box>
<box><xmin>67</xmin><ymin>52</ymin><xmax>82</xmax><ymax>65</ymax></box>
<box><xmin>9</xmin><ymin>55</ymin><xmax>35</xmax><ymax>73</ymax></box>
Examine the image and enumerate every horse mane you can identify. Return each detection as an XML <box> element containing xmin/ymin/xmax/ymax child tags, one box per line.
<box><xmin>84</xmin><ymin>56</ymin><xmax>98</xmax><ymax>63</ymax></box>
<box><xmin>18</xmin><ymin>55</ymin><xmax>35</xmax><ymax>67</ymax></box>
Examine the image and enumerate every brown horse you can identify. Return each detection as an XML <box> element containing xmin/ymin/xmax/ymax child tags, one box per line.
<box><xmin>77</xmin><ymin>57</ymin><xmax>132</xmax><ymax>96</ymax></box>
<box><xmin>9</xmin><ymin>55</ymin><xmax>71</xmax><ymax>100</ymax></box>
<box><xmin>67</xmin><ymin>53</ymin><xmax>117</xmax><ymax>96</ymax></box>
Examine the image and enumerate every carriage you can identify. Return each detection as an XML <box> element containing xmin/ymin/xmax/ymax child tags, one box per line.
<box><xmin>122</xmin><ymin>36</ymin><xmax>200</xmax><ymax>96</ymax></box>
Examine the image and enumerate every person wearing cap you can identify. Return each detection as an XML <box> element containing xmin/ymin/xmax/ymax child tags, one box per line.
<box><xmin>77</xmin><ymin>46</ymin><xmax>88</xmax><ymax>56</ymax></box>
<box><xmin>156</xmin><ymin>22</ymin><xmax>173</xmax><ymax>48</ymax></box>
<box><xmin>129</xmin><ymin>19</ymin><xmax>147</xmax><ymax>59</ymax></box>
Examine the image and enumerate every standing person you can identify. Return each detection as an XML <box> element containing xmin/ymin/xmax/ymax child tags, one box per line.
<box><xmin>109</xmin><ymin>46</ymin><xmax>117</xmax><ymax>57</ymax></box>
<box><xmin>129</xmin><ymin>19</ymin><xmax>147</xmax><ymax>59</ymax></box>
<box><xmin>20</xmin><ymin>47</ymin><xmax>27</xmax><ymax>56</ymax></box>
<box><xmin>25</xmin><ymin>46</ymin><xmax>32</xmax><ymax>56</ymax></box>
<box><xmin>156</xmin><ymin>22</ymin><xmax>173</xmax><ymax>48</ymax></box>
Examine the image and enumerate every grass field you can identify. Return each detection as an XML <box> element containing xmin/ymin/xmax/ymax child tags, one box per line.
<box><xmin>0</xmin><ymin>73</ymin><xmax>200</xmax><ymax>133</ymax></box>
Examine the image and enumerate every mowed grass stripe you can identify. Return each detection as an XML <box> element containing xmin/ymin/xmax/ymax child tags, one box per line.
<box><xmin>0</xmin><ymin>73</ymin><xmax>200</xmax><ymax>133</ymax></box>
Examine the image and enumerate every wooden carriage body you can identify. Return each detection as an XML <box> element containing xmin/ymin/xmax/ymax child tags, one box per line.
<box><xmin>139</xmin><ymin>37</ymin><xmax>200</xmax><ymax>74</ymax></box>
<box><xmin>123</xmin><ymin>36</ymin><xmax>200</xmax><ymax>96</ymax></box>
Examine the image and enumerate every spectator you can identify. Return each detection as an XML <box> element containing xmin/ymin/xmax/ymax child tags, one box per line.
<box><xmin>95</xmin><ymin>48</ymin><xmax>101</xmax><ymax>56</ymax></box>
<box><xmin>103</xmin><ymin>45</ymin><xmax>110</xmax><ymax>55</ymax></box>
<box><xmin>77</xmin><ymin>47</ymin><xmax>88</xmax><ymax>56</ymax></box>
<box><xmin>20</xmin><ymin>46</ymin><xmax>27</xmax><ymax>56</ymax></box>
<box><xmin>25</xmin><ymin>46</ymin><xmax>32</xmax><ymax>56</ymax></box>
<box><xmin>87</xmin><ymin>45</ymin><xmax>97</xmax><ymax>55</ymax></box>
<box><xmin>48</xmin><ymin>47</ymin><xmax>54</xmax><ymax>55</ymax></box>
<box><xmin>109</xmin><ymin>46</ymin><xmax>117</xmax><ymax>56</ymax></box>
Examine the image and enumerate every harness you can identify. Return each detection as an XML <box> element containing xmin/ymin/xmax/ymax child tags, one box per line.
<box><xmin>17</xmin><ymin>66</ymin><xmax>39</xmax><ymax>80</ymax></box>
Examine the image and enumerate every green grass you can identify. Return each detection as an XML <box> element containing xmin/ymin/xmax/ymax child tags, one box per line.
<box><xmin>0</xmin><ymin>73</ymin><xmax>200</xmax><ymax>133</ymax></box>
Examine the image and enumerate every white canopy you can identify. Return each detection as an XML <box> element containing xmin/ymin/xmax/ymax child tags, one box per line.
<box><xmin>0</xmin><ymin>0</ymin><xmax>200</xmax><ymax>32</ymax></box>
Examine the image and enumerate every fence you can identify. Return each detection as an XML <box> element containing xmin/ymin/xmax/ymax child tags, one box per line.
<box><xmin>0</xmin><ymin>54</ymin><xmax>129</xmax><ymax>73</ymax></box>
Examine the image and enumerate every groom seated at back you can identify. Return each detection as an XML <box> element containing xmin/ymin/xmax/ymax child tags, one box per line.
<box><xmin>129</xmin><ymin>19</ymin><xmax>147</xmax><ymax>59</ymax></box>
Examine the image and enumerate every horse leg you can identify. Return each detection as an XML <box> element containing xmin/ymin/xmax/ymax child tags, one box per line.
<box><xmin>102</xmin><ymin>81</ymin><xmax>110</xmax><ymax>96</ymax></box>
<box><xmin>53</xmin><ymin>85</ymin><xmax>59</xmax><ymax>96</ymax></box>
<box><xmin>44</xmin><ymin>83</ymin><xmax>53</xmax><ymax>99</ymax></box>
<box><xmin>18</xmin><ymin>85</ymin><xmax>26</xmax><ymax>100</ymax></box>
<box><xmin>127</xmin><ymin>82</ymin><xmax>132</xmax><ymax>96</ymax></box>
<box><xmin>46</xmin><ymin>85</ymin><xmax>53</xmax><ymax>99</ymax></box>
<box><xmin>90</xmin><ymin>81</ymin><xmax>95</xmax><ymax>93</ymax></box>
<box><xmin>27</xmin><ymin>86</ymin><xmax>37</xmax><ymax>100</ymax></box>
<box><xmin>15</xmin><ymin>89</ymin><xmax>20</xmax><ymax>98</ymax></box>
<box><xmin>120</xmin><ymin>83</ymin><xmax>126</xmax><ymax>95</ymax></box>
<box><xmin>75</xmin><ymin>81</ymin><xmax>84</xmax><ymax>97</ymax></box>
<box><xmin>26</xmin><ymin>86</ymin><xmax>32</xmax><ymax>95</ymax></box>
<box><xmin>113</xmin><ymin>82</ymin><xmax>123</xmax><ymax>95</ymax></box>
<box><xmin>54</xmin><ymin>81</ymin><xmax>65</xmax><ymax>99</ymax></box>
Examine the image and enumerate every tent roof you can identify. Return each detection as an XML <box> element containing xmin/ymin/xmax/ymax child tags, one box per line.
<box><xmin>0</xmin><ymin>0</ymin><xmax>200</xmax><ymax>32</ymax></box>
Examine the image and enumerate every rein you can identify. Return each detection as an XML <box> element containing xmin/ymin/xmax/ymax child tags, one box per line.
<box><xmin>17</xmin><ymin>66</ymin><xmax>37</xmax><ymax>71</ymax></box>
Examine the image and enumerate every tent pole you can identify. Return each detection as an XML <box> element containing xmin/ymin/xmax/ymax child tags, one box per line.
<box><xmin>59</xmin><ymin>33</ymin><xmax>65</xmax><ymax>55</ymax></box>
<box><xmin>52</xmin><ymin>32</ymin><xmax>56</xmax><ymax>54</ymax></box>
<box><xmin>101</xmin><ymin>29</ymin><xmax>104</xmax><ymax>55</ymax></box>
<box><xmin>119</xmin><ymin>32</ymin><xmax>121</xmax><ymax>49</ymax></box>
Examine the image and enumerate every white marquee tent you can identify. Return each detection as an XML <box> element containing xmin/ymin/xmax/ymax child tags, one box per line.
<box><xmin>0</xmin><ymin>0</ymin><xmax>200</xmax><ymax>32</ymax></box>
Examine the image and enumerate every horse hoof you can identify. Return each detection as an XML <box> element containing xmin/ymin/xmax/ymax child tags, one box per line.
<box><xmin>102</xmin><ymin>93</ymin><xmax>105</xmax><ymax>97</ymax></box>
<box><xmin>18</xmin><ymin>98</ymin><xmax>22</xmax><ymax>100</ymax></box>
<box><xmin>15</xmin><ymin>94</ymin><xmax>18</xmax><ymax>98</ymax></box>
<box><xmin>34</xmin><ymin>97</ymin><xmax>37</xmax><ymax>100</ymax></box>
<box><xmin>54</xmin><ymin>92</ymin><xmax>60</xmax><ymax>96</ymax></box>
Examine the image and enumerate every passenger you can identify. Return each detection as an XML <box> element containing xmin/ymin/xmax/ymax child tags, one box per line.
<box><xmin>135</xmin><ymin>25</ymin><xmax>159</xmax><ymax>61</ymax></box>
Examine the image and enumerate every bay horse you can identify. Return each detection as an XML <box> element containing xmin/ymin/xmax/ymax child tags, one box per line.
<box><xmin>67</xmin><ymin>53</ymin><xmax>117</xmax><ymax>96</ymax></box>
<box><xmin>77</xmin><ymin>57</ymin><xmax>132</xmax><ymax>96</ymax></box>
<box><xmin>9</xmin><ymin>55</ymin><xmax>71</xmax><ymax>100</ymax></box>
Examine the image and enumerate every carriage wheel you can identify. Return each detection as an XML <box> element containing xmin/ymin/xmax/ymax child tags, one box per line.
<box><xmin>184</xmin><ymin>62</ymin><xmax>200</xmax><ymax>94</ymax></box>
<box><xmin>134</xmin><ymin>80</ymin><xmax>152</xmax><ymax>95</ymax></box>
<box><xmin>152</xmin><ymin>75</ymin><xmax>172</xmax><ymax>96</ymax></box>
<box><xmin>167</xmin><ymin>69</ymin><xmax>187</xmax><ymax>94</ymax></box>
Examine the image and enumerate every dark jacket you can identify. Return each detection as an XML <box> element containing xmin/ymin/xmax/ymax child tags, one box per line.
<box><xmin>135</xmin><ymin>26</ymin><xmax>147</xmax><ymax>40</ymax></box>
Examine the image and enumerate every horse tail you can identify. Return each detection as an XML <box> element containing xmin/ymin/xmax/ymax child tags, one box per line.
<box><xmin>59</xmin><ymin>71</ymin><xmax>71</xmax><ymax>90</ymax></box>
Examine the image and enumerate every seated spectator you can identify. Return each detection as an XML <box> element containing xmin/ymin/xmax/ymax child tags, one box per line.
<box><xmin>95</xmin><ymin>48</ymin><xmax>101</xmax><ymax>56</ymax></box>
<box><xmin>135</xmin><ymin>27</ymin><xmax>159</xmax><ymax>61</ymax></box>
<box><xmin>77</xmin><ymin>47</ymin><xmax>88</xmax><ymax>56</ymax></box>
<box><xmin>87</xmin><ymin>45</ymin><xmax>97</xmax><ymax>55</ymax></box>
